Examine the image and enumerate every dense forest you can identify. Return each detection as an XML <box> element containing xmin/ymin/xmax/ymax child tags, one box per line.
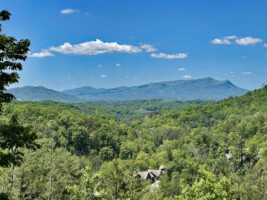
<box><xmin>0</xmin><ymin>85</ymin><xmax>266</xmax><ymax>199</ymax></box>
<box><xmin>12</xmin><ymin>99</ymin><xmax>214</xmax><ymax>121</ymax></box>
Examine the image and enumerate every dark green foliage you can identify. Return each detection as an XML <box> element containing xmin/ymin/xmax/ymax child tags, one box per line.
<box><xmin>0</xmin><ymin>10</ymin><xmax>39</xmax><ymax>169</ymax></box>
<box><xmin>0</xmin><ymin>115</ymin><xmax>39</xmax><ymax>167</ymax></box>
<box><xmin>0</xmin><ymin>10</ymin><xmax>39</xmax><ymax>199</ymax></box>
<box><xmin>0</xmin><ymin>193</ymin><xmax>9</xmax><ymax>200</ymax></box>
<box><xmin>0</xmin><ymin>10</ymin><xmax>30</xmax><ymax>109</ymax></box>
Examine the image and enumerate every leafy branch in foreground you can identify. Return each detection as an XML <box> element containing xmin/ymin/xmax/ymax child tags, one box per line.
<box><xmin>0</xmin><ymin>9</ymin><xmax>39</xmax><ymax>199</ymax></box>
<box><xmin>0</xmin><ymin>10</ymin><xmax>30</xmax><ymax>109</ymax></box>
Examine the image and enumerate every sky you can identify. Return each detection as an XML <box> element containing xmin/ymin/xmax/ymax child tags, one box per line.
<box><xmin>1</xmin><ymin>0</ymin><xmax>267</xmax><ymax>91</ymax></box>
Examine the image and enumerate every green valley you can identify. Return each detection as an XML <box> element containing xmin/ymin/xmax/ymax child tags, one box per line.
<box><xmin>1</xmin><ymin>85</ymin><xmax>266</xmax><ymax>199</ymax></box>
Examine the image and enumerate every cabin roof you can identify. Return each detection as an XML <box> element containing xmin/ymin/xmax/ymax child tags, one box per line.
<box><xmin>148</xmin><ymin>169</ymin><xmax>162</xmax><ymax>177</ymax></box>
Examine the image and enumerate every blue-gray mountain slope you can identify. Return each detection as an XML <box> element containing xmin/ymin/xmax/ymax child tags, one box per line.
<box><xmin>63</xmin><ymin>78</ymin><xmax>248</xmax><ymax>101</ymax></box>
<box><xmin>8</xmin><ymin>86</ymin><xmax>84</xmax><ymax>103</ymax></box>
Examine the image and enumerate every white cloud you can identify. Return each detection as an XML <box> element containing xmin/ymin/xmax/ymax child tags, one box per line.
<box><xmin>241</xmin><ymin>56</ymin><xmax>248</xmax><ymax>59</ymax></box>
<box><xmin>211</xmin><ymin>38</ymin><xmax>232</xmax><ymax>45</ymax></box>
<box><xmin>28</xmin><ymin>50</ymin><xmax>54</xmax><ymax>58</ymax></box>
<box><xmin>50</xmin><ymin>39</ymin><xmax>142</xmax><ymax>55</ymax></box>
<box><xmin>60</xmin><ymin>9</ymin><xmax>80</xmax><ymax>14</ymax></box>
<box><xmin>100</xmin><ymin>74</ymin><xmax>107</xmax><ymax>78</ymax></box>
<box><xmin>235</xmin><ymin>37</ymin><xmax>262</xmax><ymax>46</ymax></box>
<box><xmin>177</xmin><ymin>68</ymin><xmax>186</xmax><ymax>71</ymax></box>
<box><xmin>211</xmin><ymin>36</ymin><xmax>262</xmax><ymax>46</ymax></box>
<box><xmin>241</xmin><ymin>72</ymin><xmax>252</xmax><ymax>75</ymax></box>
<box><xmin>140</xmin><ymin>43</ymin><xmax>157</xmax><ymax>52</ymax></box>
<box><xmin>211</xmin><ymin>36</ymin><xmax>237</xmax><ymax>45</ymax></box>
<box><xmin>150</xmin><ymin>52</ymin><xmax>187</xmax><ymax>59</ymax></box>
<box><xmin>182</xmin><ymin>75</ymin><xmax>192</xmax><ymax>79</ymax></box>
<box><xmin>97</xmin><ymin>64</ymin><xmax>103</xmax><ymax>67</ymax></box>
<box><xmin>264</xmin><ymin>44</ymin><xmax>267</xmax><ymax>47</ymax></box>
<box><xmin>224</xmin><ymin>72</ymin><xmax>236</xmax><ymax>77</ymax></box>
<box><xmin>115</xmin><ymin>63</ymin><xmax>121</xmax><ymax>67</ymax></box>
<box><xmin>224</xmin><ymin>35</ymin><xmax>238</xmax><ymax>40</ymax></box>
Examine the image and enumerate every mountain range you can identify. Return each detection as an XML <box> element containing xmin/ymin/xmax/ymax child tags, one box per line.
<box><xmin>8</xmin><ymin>78</ymin><xmax>248</xmax><ymax>102</ymax></box>
<box><xmin>7</xmin><ymin>86</ymin><xmax>83</xmax><ymax>103</ymax></box>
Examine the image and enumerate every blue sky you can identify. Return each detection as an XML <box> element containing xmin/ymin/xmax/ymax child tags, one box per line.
<box><xmin>2</xmin><ymin>0</ymin><xmax>267</xmax><ymax>90</ymax></box>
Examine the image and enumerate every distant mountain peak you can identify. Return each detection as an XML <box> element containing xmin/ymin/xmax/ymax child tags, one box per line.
<box><xmin>8</xmin><ymin>78</ymin><xmax>247</xmax><ymax>102</ymax></box>
<box><xmin>63</xmin><ymin>77</ymin><xmax>248</xmax><ymax>101</ymax></box>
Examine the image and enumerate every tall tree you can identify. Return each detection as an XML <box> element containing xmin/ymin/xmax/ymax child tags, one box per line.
<box><xmin>0</xmin><ymin>10</ymin><xmax>36</xmax><ymax>168</ymax></box>
<box><xmin>0</xmin><ymin>10</ymin><xmax>30</xmax><ymax>109</ymax></box>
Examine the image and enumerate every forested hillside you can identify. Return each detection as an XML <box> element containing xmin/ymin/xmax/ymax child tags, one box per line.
<box><xmin>0</xmin><ymin>86</ymin><xmax>266</xmax><ymax>199</ymax></box>
<box><xmin>12</xmin><ymin>99</ymin><xmax>214</xmax><ymax>121</ymax></box>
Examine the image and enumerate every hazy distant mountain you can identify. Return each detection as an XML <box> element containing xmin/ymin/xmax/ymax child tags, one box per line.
<box><xmin>7</xmin><ymin>86</ymin><xmax>84</xmax><ymax>103</ymax></box>
<box><xmin>7</xmin><ymin>78</ymin><xmax>248</xmax><ymax>102</ymax></box>
<box><xmin>63</xmin><ymin>77</ymin><xmax>248</xmax><ymax>101</ymax></box>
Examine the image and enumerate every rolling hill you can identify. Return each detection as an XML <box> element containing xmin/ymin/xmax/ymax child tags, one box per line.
<box><xmin>7</xmin><ymin>86</ymin><xmax>84</xmax><ymax>103</ymax></box>
<box><xmin>63</xmin><ymin>77</ymin><xmax>248</xmax><ymax>101</ymax></box>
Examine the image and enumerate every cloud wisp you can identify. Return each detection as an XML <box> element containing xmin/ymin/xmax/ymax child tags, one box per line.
<box><xmin>28</xmin><ymin>50</ymin><xmax>54</xmax><ymax>58</ymax></box>
<box><xmin>150</xmin><ymin>52</ymin><xmax>187</xmax><ymax>59</ymax></box>
<box><xmin>100</xmin><ymin>74</ymin><xmax>107</xmax><ymax>78</ymax></box>
<box><xmin>211</xmin><ymin>36</ymin><xmax>262</xmax><ymax>46</ymax></box>
<box><xmin>115</xmin><ymin>63</ymin><xmax>121</xmax><ymax>67</ymax></box>
<box><xmin>211</xmin><ymin>35</ymin><xmax>237</xmax><ymax>45</ymax></box>
<box><xmin>60</xmin><ymin>9</ymin><xmax>80</xmax><ymax>14</ymax></box>
<box><xmin>140</xmin><ymin>43</ymin><xmax>157</xmax><ymax>52</ymax></box>
<box><xmin>50</xmin><ymin>39</ymin><xmax>142</xmax><ymax>55</ymax></box>
<box><xmin>241</xmin><ymin>72</ymin><xmax>252</xmax><ymax>75</ymax></box>
<box><xmin>182</xmin><ymin>75</ymin><xmax>192</xmax><ymax>79</ymax></box>
<box><xmin>177</xmin><ymin>68</ymin><xmax>186</xmax><ymax>71</ymax></box>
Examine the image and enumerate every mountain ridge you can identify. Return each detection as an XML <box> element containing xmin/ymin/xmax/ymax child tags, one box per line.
<box><xmin>7</xmin><ymin>78</ymin><xmax>248</xmax><ymax>102</ymax></box>
<box><xmin>63</xmin><ymin>77</ymin><xmax>248</xmax><ymax>101</ymax></box>
<box><xmin>7</xmin><ymin>86</ymin><xmax>84</xmax><ymax>103</ymax></box>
